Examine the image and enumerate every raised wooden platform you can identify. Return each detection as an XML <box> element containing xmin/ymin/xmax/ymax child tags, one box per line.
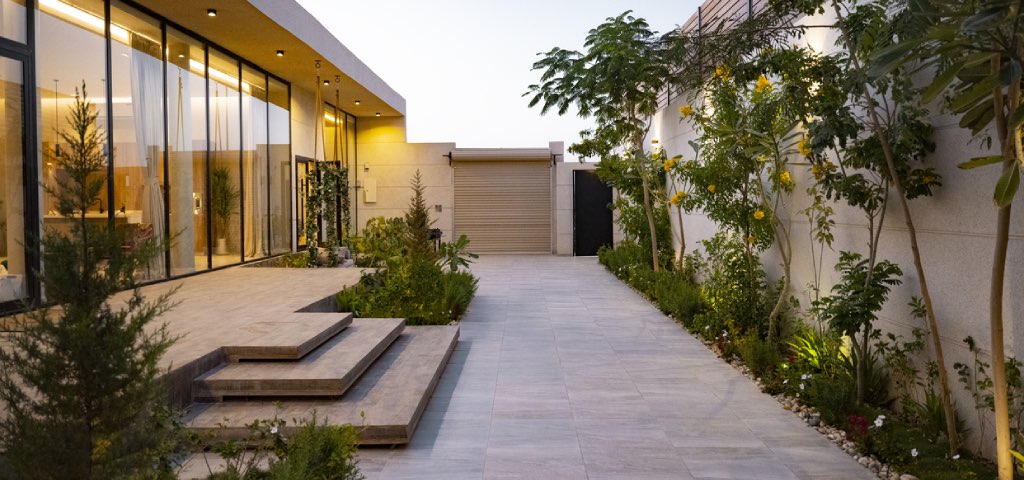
<box><xmin>222</xmin><ymin>313</ymin><xmax>353</xmax><ymax>361</ymax></box>
<box><xmin>194</xmin><ymin>318</ymin><xmax>405</xmax><ymax>398</ymax></box>
<box><xmin>186</xmin><ymin>324</ymin><xmax>459</xmax><ymax>445</ymax></box>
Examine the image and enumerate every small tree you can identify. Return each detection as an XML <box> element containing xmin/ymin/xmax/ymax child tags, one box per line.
<box><xmin>528</xmin><ymin>11</ymin><xmax>675</xmax><ymax>271</ymax></box>
<box><xmin>0</xmin><ymin>83</ymin><xmax>180</xmax><ymax>478</ymax></box>
<box><xmin>404</xmin><ymin>170</ymin><xmax>434</xmax><ymax>259</ymax></box>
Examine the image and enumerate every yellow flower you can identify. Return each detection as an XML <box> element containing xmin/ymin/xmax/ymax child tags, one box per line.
<box><xmin>755</xmin><ymin>75</ymin><xmax>772</xmax><ymax>93</ymax></box>
<box><xmin>812</xmin><ymin>164</ymin><xmax>824</xmax><ymax>180</ymax></box>
<box><xmin>922</xmin><ymin>175</ymin><xmax>937</xmax><ymax>185</ymax></box>
<box><xmin>679</xmin><ymin>105</ymin><xmax>694</xmax><ymax>117</ymax></box>
<box><xmin>707</xmin><ymin>184</ymin><xmax>716</xmax><ymax>193</ymax></box>
<box><xmin>663</xmin><ymin>158</ymin><xmax>678</xmax><ymax>172</ymax></box>
<box><xmin>746</xmin><ymin>235</ymin><xmax>756</xmax><ymax>244</ymax></box>
<box><xmin>798</xmin><ymin>136</ymin><xmax>813</xmax><ymax>156</ymax></box>
<box><xmin>714</xmin><ymin>65</ymin><xmax>730</xmax><ymax>79</ymax></box>
<box><xmin>670</xmin><ymin>191</ymin><xmax>686</xmax><ymax>205</ymax></box>
<box><xmin>780</xmin><ymin>171</ymin><xmax>792</xmax><ymax>185</ymax></box>
<box><xmin>753</xmin><ymin>210</ymin><xmax>765</xmax><ymax>220</ymax></box>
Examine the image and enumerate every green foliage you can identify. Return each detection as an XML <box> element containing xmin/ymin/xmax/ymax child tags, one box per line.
<box><xmin>690</xmin><ymin>232</ymin><xmax>773</xmax><ymax>337</ymax></box>
<box><xmin>0</xmin><ymin>83</ymin><xmax>182</xmax><ymax>479</ymax></box>
<box><xmin>805</xmin><ymin>375</ymin><xmax>861</xmax><ymax>426</ymax></box>
<box><xmin>352</xmin><ymin>217</ymin><xmax>406</xmax><ymax>268</ymax></box>
<box><xmin>818</xmin><ymin>251</ymin><xmax>903</xmax><ymax>338</ymax></box>
<box><xmin>211</xmin><ymin>165</ymin><xmax>239</xmax><ymax>240</ymax></box>
<box><xmin>319</xmin><ymin>163</ymin><xmax>343</xmax><ymax>266</ymax></box>
<box><xmin>404</xmin><ymin>170</ymin><xmax>434</xmax><ymax>260</ymax></box>
<box><xmin>438</xmin><ymin>234</ymin><xmax>478</xmax><ymax>273</ymax></box>
<box><xmin>266</xmin><ymin>417</ymin><xmax>363</xmax><ymax>480</ymax></box>
<box><xmin>738</xmin><ymin>334</ymin><xmax>782</xmax><ymax>377</ymax></box>
<box><xmin>598</xmin><ymin>241</ymin><xmax>703</xmax><ymax>322</ymax></box>
<box><xmin>788</xmin><ymin>327</ymin><xmax>846</xmax><ymax>379</ymax></box>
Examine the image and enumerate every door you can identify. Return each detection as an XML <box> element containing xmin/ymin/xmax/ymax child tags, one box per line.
<box><xmin>573</xmin><ymin>169</ymin><xmax>612</xmax><ymax>256</ymax></box>
<box><xmin>453</xmin><ymin>160</ymin><xmax>551</xmax><ymax>253</ymax></box>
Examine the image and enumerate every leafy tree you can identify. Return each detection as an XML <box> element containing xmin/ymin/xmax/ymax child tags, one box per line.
<box><xmin>874</xmin><ymin>0</ymin><xmax>1024</xmax><ymax>474</ymax></box>
<box><xmin>404</xmin><ymin>170</ymin><xmax>434</xmax><ymax>260</ymax></box>
<box><xmin>527</xmin><ymin>11</ymin><xmax>676</xmax><ymax>271</ymax></box>
<box><xmin>0</xmin><ymin>83</ymin><xmax>180</xmax><ymax>478</ymax></box>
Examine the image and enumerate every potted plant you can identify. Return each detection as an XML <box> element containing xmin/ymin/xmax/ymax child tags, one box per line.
<box><xmin>210</xmin><ymin>165</ymin><xmax>238</xmax><ymax>255</ymax></box>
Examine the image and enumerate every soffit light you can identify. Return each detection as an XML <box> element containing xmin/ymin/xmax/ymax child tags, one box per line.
<box><xmin>354</xmin><ymin>100</ymin><xmax>361</xmax><ymax>105</ymax></box>
<box><xmin>207</xmin><ymin>9</ymin><xmax>217</xmax><ymax>17</ymax></box>
<box><xmin>375</xmin><ymin>112</ymin><xmax>381</xmax><ymax>117</ymax></box>
<box><xmin>276</xmin><ymin>50</ymin><xmax>285</xmax><ymax>57</ymax></box>
<box><xmin>323</xmin><ymin>80</ymin><xmax>330</xmax><ymax>86</ymax></box>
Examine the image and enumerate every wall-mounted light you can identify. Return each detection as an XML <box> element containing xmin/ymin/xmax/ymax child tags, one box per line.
<box><xmin>354</xmin><ymin>100</ymin><xmax>361</xmax><ymax>106</ymax></box>
<box><xmin>276</xmin><ymin>50</ymin><xmax>284</xmax><ymax>57</ymax></box>
<box><xmin>207</xmin><ymin>8</ymin><xmax>217</xmax><ymax>17</ymax></box>
<box><xmin>375</xmin><ymin>112</ymin><xmax>381</xmax><ymax>117</ymax></box>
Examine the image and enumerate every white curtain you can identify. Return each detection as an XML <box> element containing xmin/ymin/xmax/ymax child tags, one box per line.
<box><xmin>130</xmin><ymin>44</ymin><xmax>166</xmax><ymax>276</ymax></box>
<box><xmin>243</xmin><ymin>94</ymin><xmax>267</xmax><ymax>258</ymax></box>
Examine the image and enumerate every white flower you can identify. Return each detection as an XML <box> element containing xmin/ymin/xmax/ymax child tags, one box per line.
<box><xmin>800</xmin><ymin>374</ymin><xmax>808</xmax><ymax>380</ymax></box>
<box><xmin>705</xmin><ymin>325</ymin><xmax>710</xmax><ymax>330</ymax></box>
<box><xmin>799</xmin><ymin>383</ymin><xmax>805</xmax><ymax>390</ymax></box>
<box><xmin>873</xmin><ymin>415</ymin><xmax>885</xmax><ymax>428</ymax></box>
<box><xmin>952</xmin><ymin>454</ymin><xmax>960</xmax><ymax>460</ymax></box>
<box><xmin>270</xmin><ymin>426</ymin><xmax>278</xmax><ymax>435</ymax></box>
<box><xmin>911</xmin><ymin>448</ymin><xmax>919</xmax><ymax>458</ymax></box>
<box><xmin>722</xmin><ymin>331</ymin><xmax>728</xmax><ymax>337</ymax></box>
<box><xmin>783</xmin><ymin>379</ymin><xmax>789</xmax><ymax>385</ymax></box>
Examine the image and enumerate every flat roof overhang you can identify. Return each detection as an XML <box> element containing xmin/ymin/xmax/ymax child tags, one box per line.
<box><xmin>131</xmin><ymin>0</ymin><xmax>405</xmax><ymax>118</ymax></box>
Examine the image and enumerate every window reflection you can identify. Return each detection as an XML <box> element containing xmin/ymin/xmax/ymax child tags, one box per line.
<box><xmin>0</xmin><ymin>58</ymin><xmax>24</xmax><ymax>307</ymax></box>
<box><xmin>242</xmin><ymin>65</ymin><xmax>268</xmax><ymax>260</ymax></box>
<box><xmin>268</xmin><ymin>78</ymin><xmax>290</xmax><ymax>254</ymax></box>
<box><xmin>208</xmin><ymin>48</ymin><xmax>240</xmax><ymax>267</ymax></box>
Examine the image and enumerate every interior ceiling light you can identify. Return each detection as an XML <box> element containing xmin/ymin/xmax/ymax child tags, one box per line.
<box><xmin>276</xmin><ymin>50</ymin><xmax>284</xmax><ymax>57</ymax></box>
<box><xmin>207</xmin><ymin>8</ymin><xmax>217</xmax><ymax>17</ymax></box>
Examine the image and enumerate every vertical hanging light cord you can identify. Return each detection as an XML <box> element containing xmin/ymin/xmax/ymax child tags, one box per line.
<box><xmin>314</xmin><ymin>60</ymin><xmax>323</xmax><ymax>163</ymax></box>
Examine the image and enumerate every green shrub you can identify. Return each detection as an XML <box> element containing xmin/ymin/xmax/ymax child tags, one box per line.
<box><xmin>649</xmin><ymin>271</ymin><xmax>703</xmax><ymax>321</ymax></box>
<box><xmin>804</xmin><ymin>375</ymin><xmax>860</xmax><ymax>426</ymax></box>
<box><xmin>694</xmin><ymin>232</ymin><xmax>773</xmax><ymax>337</ymax></box>
<box><xmin>434</xmin><ymin>271</ymin><xmax>478</xmax><ymax>322</ymax></box>
<box><xmin>267</xmin><ymin>418</ymin><xmax>363</xmax><ymax>480</ymax></box>
<box><xmin>738</xmin><ymin>333</ymin><xmax>782</xmax><ymax>377</ymax></box>
<box><xmin>788</xmin><ymin>327</ymin><xmax>846</xmax><ymax>378</ymax></box>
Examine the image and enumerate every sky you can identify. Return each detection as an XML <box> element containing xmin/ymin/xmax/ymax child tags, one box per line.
<box><xmin>294</xmin><ymin>0</ymin><xmax>701</xmax><ymax>161</ymax></box>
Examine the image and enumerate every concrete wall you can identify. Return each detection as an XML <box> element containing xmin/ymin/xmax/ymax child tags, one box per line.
<box><xmin>354</xmin><ymin>116</ymin><xmax>456</xmax><ymax>241</ymax></box>
<box><xmin>649</xmin><ymin>7</ymin><xmax>1024</xmax><ymax>456</ymax></box>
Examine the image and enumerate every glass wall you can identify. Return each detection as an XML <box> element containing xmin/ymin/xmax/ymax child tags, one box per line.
<box><xmin>110</xmin><ymin>0</ymin><xmax>163</xmax><ymax>280</ymax></box>
<box><xmin>207</xmin><ymin>47</ymin><xmax>240</xmax><ymax>267</ymax></box>
<box><xmin>0</xmin><ymin>58</ymin><xmax>24</xmax><ymax>305</ymax></box>
<box><xmin>22</xmin><ymin>0</ymin><xmax>292</xmax><ymax>300</ymax></box>
<box><xmin>268</xmin><ymin>77</ymin><xmax>290</xmax><ymax>254</ymax></box>
<box><xmin>166</xmin><ymin>27</ymin><xmax>208</xmax><ymax>275</ymax></box>
<box><xmin>242</xmin><ymin>64</ymin><xmax>267</xmax><ymax>260</ymax></box>
<box><xmin>37</xmin><ymin>0</ymin><xmax>108</xmax><ymax>240</ymax></box>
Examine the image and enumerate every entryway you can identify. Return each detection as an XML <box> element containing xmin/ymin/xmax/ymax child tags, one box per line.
<box><xmin>453</xmin><ymin>158</ymin><xmax>551</xmax><ymax>253</ymax></box>
<box><xmin>572</xmin><ymin>169</ymin><xmax>612</xmax><ymax>256</ymax></box>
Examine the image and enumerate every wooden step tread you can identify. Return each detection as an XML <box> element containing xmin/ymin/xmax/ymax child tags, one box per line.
<box><xmin>222</xmin><ymin>313</ymin><xmax>353</xmax><ymax>361</ymax></box>
<box><xmin>194</xmin><ymin>318</ymin><xmax>404</xmax><ymax>398</ymax></box>
<box><xmin>186</xmin><ymin>324</ymin><xmax>459</xmax><ymax>445</ymax></box>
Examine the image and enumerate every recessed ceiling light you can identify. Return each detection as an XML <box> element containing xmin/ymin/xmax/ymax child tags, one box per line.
<box><xmin>354</xmin><ymin>100</ymin><xmax>361</xmax><ymax>105</ymax></box>
<box><xmin>375</xmin><ymin>112</ymin><xmax>381</xmax><ymax>117</ymax></box>
<box><xmin>207</xmin><ymin>8</ymin><xmax>217</xmax><ymax>17</ymax></box>
<box><xmin>323</xmin><ymin>80</ymin><xmax>330</xmax><ymax>86</ymax></box>
<box><xmin>276</xmin><ymin>50</ymin><xmax>284</xmax><ymax>57</ymax></box>
<box><xmin>178</xmin><ymin>53</ymin><xmax>185</xmax><ymax>58</ymax></box>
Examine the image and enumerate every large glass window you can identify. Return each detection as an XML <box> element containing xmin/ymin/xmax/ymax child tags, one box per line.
<box><xmin>37</xmin><ymin>0</ymin><xmax>108</xmax><ymax>241</ymax></box>
<box><xmin>166</xmin><ymin>28</ymin><xmax>208</xmax><ymax>275</ymax></box>
<box><xmin>207</xmin><ymin>48</ymin><xmax>240</xmax><ymax>267</ymax></box>
<box><xmin>268</xmin><ymin>77</ymin><xmax>290</xmax><ymax>254</ymax></box>
<box><xmin>0</xmin><ymin>57</ymin><xmax>24</xmax><ymax>306</ymax></box>
<box><xmin>110</xmin><ymin>0</ymin><xmax>163</xmax><ymax>280</ymax></box>
<box><xmin>0</xmin><ymin>0</ymin><xmax>25</xmax><ymax>43</ymax></box>
<box><xmin>242</xmin><ymin>64</ymin><xmax>267</xmax><ymax>260</ymax></box>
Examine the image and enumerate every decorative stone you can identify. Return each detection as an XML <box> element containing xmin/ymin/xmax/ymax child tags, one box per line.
<box><xmin>808</xmin><ymin>413</ymin><xmax>821</xmax><ymax>427</ymax></box>
<box><xmin>899</xmin><ymin>475</ymin><xmax>919</xmax><ymax>480</ymax></box>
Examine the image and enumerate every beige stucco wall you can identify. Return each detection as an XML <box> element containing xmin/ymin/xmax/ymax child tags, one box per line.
<box><xmin>354</xmin><ymin>116</ymin><xmax>456</xmax><ymax>241</ymax></box>
<box><xmin>649</xmin><ymin>7</ymin><xmax>1024</xmax><ymax>456</ymax></box>
<box><xmin>554</xmin><ymin>157</ymin><xmax>596</xmax><ymax>255</ymax></box>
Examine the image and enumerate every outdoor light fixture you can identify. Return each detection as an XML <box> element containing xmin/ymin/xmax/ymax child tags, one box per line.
<box><xmin>375</xmin><ymin>112</ymin><xmax>381</xmax><ymax>117</ymax></box>
<box><xmin>276</xmin><ymin>50</ymin><xmax>284</xmax><ymax>57</ymax></box>
<box><xmin>323</xmin><ymin>80</ymin><xmax>330</xmax><ymax>86</ymax></box>
<box><xmin>354</xmin><ymin>100</ymin><xmax>361</xmax><ymax>105</ymax></box>
<box><xmin>207</xmin><ymin>8</ymin><xmax>216</xmax><ymax>17</ymax></box>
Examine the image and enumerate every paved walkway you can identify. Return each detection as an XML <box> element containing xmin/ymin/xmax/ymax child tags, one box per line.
<box><xmin>358</xmin><ymin>255</ymin><xmax>873</xmax><ymax>480</ymax></box>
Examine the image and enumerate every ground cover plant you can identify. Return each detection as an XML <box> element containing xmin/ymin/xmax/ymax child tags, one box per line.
<box><xmin>336</xmin><ymin>171</ymin><xmax>478</xmax><ymax>325</ymax></box>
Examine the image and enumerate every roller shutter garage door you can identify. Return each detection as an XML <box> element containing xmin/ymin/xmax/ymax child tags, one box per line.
<box><xmin>453</xmin><ymin>160</ymin><xmax>551</xmax><ymax>253</ymax></box>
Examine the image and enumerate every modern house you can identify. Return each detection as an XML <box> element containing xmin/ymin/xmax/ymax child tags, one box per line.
<box><xmin>0</xmin><ymin>0</ymin><xmax>598</xmax><ymax>313</ymax></box>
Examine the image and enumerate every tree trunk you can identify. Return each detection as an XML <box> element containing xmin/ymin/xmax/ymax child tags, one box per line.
<box><xmin>638</xmin><ymin>165</ymin><xmax>660</xmax><ymax>272</ymax></box>
<box><xmin>991</xmin><ymin>196</ymin><xmax>1012</xmax><ymax>480</ymax></box>
<box><xmin>766</xmin><ymin>223</ymin><xmax>790</xmax><ymax>343</ymax></box>
<box><xmin>831</xmin><ymin>1</ymin><xmax>959</xmax><ymax>453</ymax></box>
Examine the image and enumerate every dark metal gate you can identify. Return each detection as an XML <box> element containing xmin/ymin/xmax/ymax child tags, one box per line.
<box><xmin>573</xmin><ymin>169</ymin><xmax>613</xmax><ymax>256</ymax></box>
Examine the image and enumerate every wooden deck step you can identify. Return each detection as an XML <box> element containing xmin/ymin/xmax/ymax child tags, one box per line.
<box><xmin>222</xmin><ymin>313</ymin><xmax>353</xmax><ymax>361</ymax></box>
<box><xmin>186</xmin><ymin>324</ymin><xmax>459</xmax><ymax>445</ymax></box>
<box><xmin>194</xmin><ymin>318</ymin><xmax>405</xmax><ymax>399</ymax></box>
